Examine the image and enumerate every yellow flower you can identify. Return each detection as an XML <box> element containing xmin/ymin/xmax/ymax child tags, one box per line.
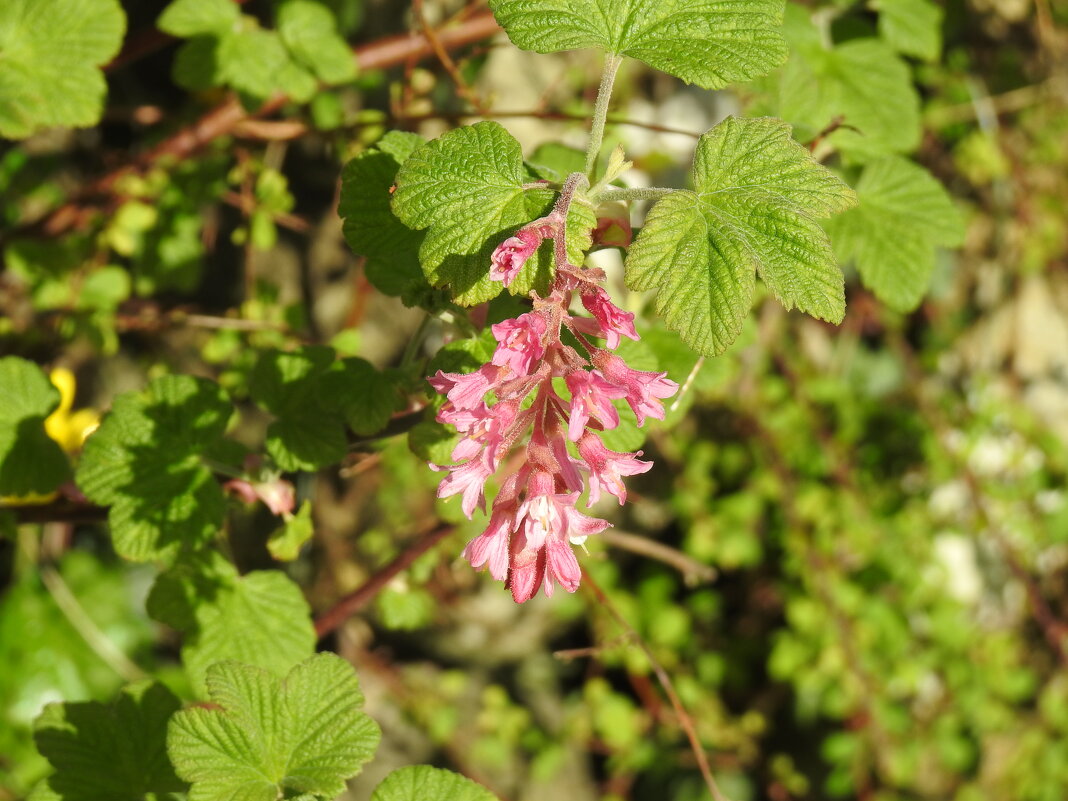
<box><xmin>44</xmin><ymin>367</ymin><xmax>99</xmax><ymax>454</ymax></box>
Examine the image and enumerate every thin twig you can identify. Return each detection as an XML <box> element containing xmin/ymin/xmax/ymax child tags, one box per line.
<box><xmin>581</xmin><ymin>569</ymin><xmax>732</xmax><ymax>801</ymax></box>
<box><xmin>39</xmin><ymin>562</ymin><xmax>147</xmax><ymax>682</ymax></box>
<box><xmin>314</xmin><ymin>524</ymin><xmax>454</xmax><ymax>637</ymax></box>
<box><xmin>413</xmin><ymin>0</ymin><xmax>489</xmax><ymax>113</ymax></box>
<box><xmin>599</xmin><ymin>529</ymin><xmax>717</xmax><ymax>586</ymax></box>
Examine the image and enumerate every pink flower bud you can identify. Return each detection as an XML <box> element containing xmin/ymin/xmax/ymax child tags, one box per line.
<box><xmin>489</xmin><ymin>226</ymin><xmax>545</xmax><ymax>286</ymax></box>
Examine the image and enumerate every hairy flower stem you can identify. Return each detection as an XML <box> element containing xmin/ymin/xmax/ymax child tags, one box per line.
<box><xmin>552</xmin><ymin>171</ymin><xmax>590</xmax><ymax>268</ymax></box>
<box><xmin>584</xmin><ymin>53</ymin><xmax>624</xmax><ymax>180</ymax></box>
<box><xmin>597</xmin><ymin>187</ymin><xmax>677</xmax><ymax>203</ymax></box>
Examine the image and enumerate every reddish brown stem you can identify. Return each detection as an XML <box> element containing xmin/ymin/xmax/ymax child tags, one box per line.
<box><xmin>313</xmin><ymin>524</ymin><xmax>454</xmax><ymax>637</ymax></box>
<box><xmin>15</xmin><ymin>10</ymin><xmax>503</xmax><ymax>241</ymax></box>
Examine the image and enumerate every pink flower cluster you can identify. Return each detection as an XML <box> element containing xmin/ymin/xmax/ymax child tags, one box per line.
<box><xmin>429</xmin><ymin>218</ymin><xmax>677</xmax><ymax>603</ymax></box>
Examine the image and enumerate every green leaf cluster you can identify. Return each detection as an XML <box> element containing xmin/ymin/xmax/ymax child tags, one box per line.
<box><xmin>158</xmin><ymin>0</ymin><xmax>355</xmax><ymax>103</ymax></box>
<box><xmin>824</xmin><ymin>156</ymin><xmax>965</xmax><ymax>311</ymax></box>
<box><xmin>391</xmin><ymin>121</ymin><xmax>593</xmax><ymax>305</ymax></box>
<box><xmin>250</xmin><ymin>346</ymin><xmax>396</xmax><ymax>471</ymax></box>
<box><xmin>0</xmin><ymin>0</ymin><xmax>126</xmax><ymax>138</ymax></box>
<box><xmin>339</xmin><ymin>131</ymin><xmax>432</xmax><ymax>302</ymax></box>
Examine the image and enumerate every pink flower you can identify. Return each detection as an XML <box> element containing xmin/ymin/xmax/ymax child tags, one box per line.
<box><xmin>432</xmin><ymin>456</ymin><xmax>493</xmax><ymax>518</ymax></box>
<box><xmin>565</xmin><ymin>369</ymin><xmax>626</xmax><ymax>441</ymax></box>
<box><xmin>429</xmin><ymin>364</ymin><xmax>506</xmax><ymax>410</ymax></box>
<box><xmin>577</xmin><ymin>434</ymin><xmax>652</xmax><ymax>506</ymax></box>
<box><xmin>489</xmin><ymin>226</ymin><xmax>546</xmax><ymax>286</ymax></box>
<box><xmin>576</xmin><ymin>288</ymin><xmax>639</xmax><ymax>350</ymax></box>
<box><xmin>505</xmin><ymin>472</ymin><xmax>609</xmax><ymax>602</ymax></box>
<box><xmin>491</xmin><ymin>312</ymin><xmax>547</xmax><ymax>377</ymax></box>
<box><xmin>462</xmin><ymin>507</ymin><xmax>516</xmax><ymax>581</ymax></box>
<box><xmin>595</xmin><ymin>353</ymin><xmax>678</xmax><ymax>426</ymax></box>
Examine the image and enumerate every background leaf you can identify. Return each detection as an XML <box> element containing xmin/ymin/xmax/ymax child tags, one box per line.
<box><xmin>30</xmin><ymin>681</ymin><xmax>186</xmax><ymax>801</ymax></box>
<box><xmin>824</xmin><ymin>156</ymin><xmax>965</xmax><ymax>311</ymax></box>
<box><xmin>0</xmin><ymin>358</ymin><xmax>70</xmax><ymax>498</ymax></box>
<box><xmin>370</xmin><ymin>765</ymin><xmax>498</xmax><ymax>801</ymax></box>
<box><xmin>0</xmin><ymin>0</ymin><xmax>126</xmax><ymax>138</ymax></box>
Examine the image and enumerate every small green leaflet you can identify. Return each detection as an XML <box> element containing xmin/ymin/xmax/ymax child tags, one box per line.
<box><xmin>824</xmin><ymin>156</ymin><xmax>965</xmax><ymax>312</ymax></box>
<box><xmin>75</xmin><ymin>375</ymin><xmax>232</xmax><ymax>562</ymax></box>
<box><xmin>625</xmin><ymin>116</ymin><xmax>856</xmax><ymax>357</ymax></box>
<box><xmin>392</xmin><ymin>121</ymin><xmax>591</xmax><ymax>305</ymax></box>
<box><xmin>371</xmin><ymin>765</ymin><xmax>498</xmax><ymax>801</ymax></box>
<box><xmin>339</xmin><ymin>132</ymin><xmax>429</xmax><ymax>299</ymax></box>
<box><xmin>488</xmin><ymin>0</ymin><xmax>787</xmax><ymax>90</ymax></box>
<box><xmin>0</xmin><ymin>357</ymin><xmax>70</xmax><ymax>497</ymax></box>
<box><xmin>167</xmin><ymin>654</ymin><xmax>382</xmax><ymax>801</ymax></box>
<box><xmin>0</xmin><ymin>0</ymin><xmax>126</xmax><ymax>138</ymax></box>
<box><xmin>778</xmin><ymin>7</ymin><xmax>920</xmax><ymax>162</ymax></box>
<box><xmin>30</xmin><ymin>681</ymin><xmax>187</xmax><ymax>801</ymax></box>
<box><xmin>874</xmin><ymin>0</ymin><xmax>943</xmax><ymax>62</ymax></box>
<box><xmin>277</xmin><ymin>0</ymin><xmax>356</xmax><ymax>84</ymax></box>
<box><xmin>157</xmin><ymin>0</ymin><xmax>237</xmax><ymax>36</ymax></box>
<box><xmin>268</xmin><ymin>500</ymin><xmax>314</xmax><ymax>560</ymax></box>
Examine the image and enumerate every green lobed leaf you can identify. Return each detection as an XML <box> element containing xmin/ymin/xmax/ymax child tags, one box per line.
<box><xmin>488</xmin><ymin>0</ymin><xmax>787</xmax><ymax>90</ymax></box>
<box><xmin>0</xmin><ymin>357</ymin><xmax>70</xmax><ymax>497</ymax></box>
<box><xmin>75</xmin><ymin>375</ymin><xmax>232</xmax><ymax>562</ymax></box>
<box><xmin>874</xmin><ymin>0</ymin><xmax>942</xmax><ymax>62</ymax></box>
<box><xmin>778</xmin><ymin>8</ymin><xmax>920</xmax><ymax>162</ymax></box>
<box><xmin>370</xmin><ymin>765</ymin><xmax>498</xmax><ymax>801</ymax></box>
<box><xmin>0</xmin><ymin>0</ymin><xmax>126</xmax><ymax>138</ymax></box>
<box><xmin>326</xmin><ymin>357</ymin><xmax>397</xmax><ymax>437</ymax></box>
<box><xmin>157</xmin><ymin>0</ymin><xmax>238</xmax><ymax>37</ymax></box>
<box><xmin>268</xmin><ymin>500</ymin><xmax>314</xmax><ymax>561</ymax></box>
<box><xmin>823</xmin><ymin>156</ymin><xmax>965</xmax><ymax>312</ymax></box>
<box><xmin>625</xmin><ymin>116</ymin><xmax>856</xmax><ymax>357</ymax></box>
<box><xmin>167</xmin><ymin>654</ymin><xmax>381</xmax><ymax>801</ymax></box>
<box><xmin>278</xmin><ymin>0</ymin><xmax>356</xmax><ymax>84</ymax></box>
<box><xmin>339</xmin><ymin>132</ymin><xmax>430</xmax><ymax>299</ymax></box>
<box><xmin>250</xmin><ymin>346</ymin><xmax>348</xmax><ymax>472</ymax></box>
<box><xmin>392</xmin><ymin>121</ymin><xmax>557</xmax><ymax>305</ymax></box>
<box><xmin>30</xmin><ymin>681</ymin><xmax>187</xmax><ymax>801</ymax></box>
<box><xmin>158</xmin><ymin>563</ymin><xmax>317</xmax><ymax>694</ymax></box>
